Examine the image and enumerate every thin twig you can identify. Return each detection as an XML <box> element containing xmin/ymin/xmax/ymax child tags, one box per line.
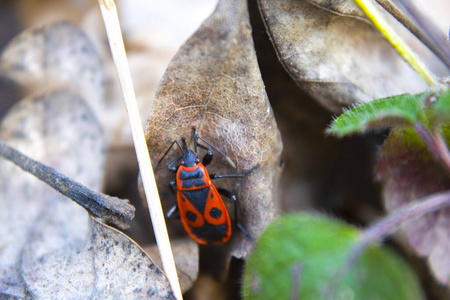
<box><xmin>325</xmin><ymin>190</ymin><xmax>450</xmax><ymax>299</ymax></box>
<box><xmin>289</xmin><ymin>263</ymin><xmax>303</xmax><ymax>300</ymax></box>
<box><xmin>353</xmin><ymin>0</ymin><xmax>441</xmax><ymax>87</ymax></box>
<box><xmin>432</xmin><ymin>128</ymin><xmax>450</xmax><ymax>171</ymax></box>
<box><xmin>349</xmin><ymin>190</ymin><xmax>450</xmax><ymax>266</ymax></box>
<box><xmin>0</xmin><ymin>140</ymin><xmax>135</xmax><ymax>229</ymax></box>
<box><xmin>97</xmin><ymin>1</ymin><xmax>183</xmax><ymax>299</ymax></box>
<box><xmin>376</xmin><ymin>0</ymin><xmax>450</xmax><ymax>69</ymax></box>
<box><xmin>414</xmin><ymin>122</ymin><xmax>442</xmax><ymax>160</ymax></box>
<box><xmin>414</xmin><ymin>123</ymin><xmax>450</xmax><ymax>173</ymax></box>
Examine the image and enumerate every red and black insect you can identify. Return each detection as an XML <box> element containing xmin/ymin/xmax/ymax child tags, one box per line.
<box><xmin>157</xmin><ymin>128</ymin><xmax>259</xmax><ymax>245</ymax></box>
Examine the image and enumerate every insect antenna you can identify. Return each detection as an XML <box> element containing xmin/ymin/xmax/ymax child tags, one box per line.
<box><xmin>155</xmin><ymin>139</ymin><xmax>184</xmax><ymax>171</ymax></box>
<box><xmin>181</xmin><ymin>137</ymin><xmax>189</xmax><ymax>153</ymax></box>
<box><xmin>194</xmin><ymin>132</ymin><xmax>236</xmax><ymax>168</ymax></box>
<box><xmin>193</xmin><ymin>127</ymin><xmax>198</xmax><ymax>153</ymax></box>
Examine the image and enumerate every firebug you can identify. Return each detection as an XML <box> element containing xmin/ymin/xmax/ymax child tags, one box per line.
<box><xmin>156</xmin><ymin>128</ymin><xmax>259</xmax><ymax>245</ymax></box>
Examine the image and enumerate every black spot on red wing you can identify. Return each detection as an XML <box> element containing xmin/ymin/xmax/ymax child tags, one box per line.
<box><xmin>191</xmin><ymin>222</ymin><xmax>228</xmax><ymax>243</ymax></box>
<box><xmin>210</xmin><ymin>193</ymin><xmax>214</xmax><ymax>198</ymax></box>
<box><xmin>185</xmin><ymin>210</ymin><xmax>197</xmax><ymax>222</ymax></box>
<box><xmin>181</xmin><ymin>188</ymin><xmax>210</xmax><ymax>213</ymax></box>
<box><xmin>209</xmin><ymin>207</ymin><xmax>222</xmax><ymax>219</ymax></box>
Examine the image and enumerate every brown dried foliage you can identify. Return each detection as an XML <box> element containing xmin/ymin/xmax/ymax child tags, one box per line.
<box><xmin>145</xmin><ymin>0</ymin><xmax>283</xmax><ymax>264</ymax></box>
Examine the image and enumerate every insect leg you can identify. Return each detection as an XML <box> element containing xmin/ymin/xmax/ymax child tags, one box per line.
<box><xmin>210</xmin><ymin>163</ymin><xmax>259</xmax><ymax>179</ymax></box>
<box><xmin>217</xmin><ymin>187</ymin><xmax>254</xmax><ymax>241</ymax></box>
<box><xmin>166</xmin><ymin>204</ymin><xmax>180</xmax><ymax>220</ymax></box>
<box><xmin>167</xmin><ymin>155</ymin><xmax>183</xmax><ymax>173</ymax></box>
<box><xmin>196</xmin><ymin>143</ymin><xmax>213</xmax><ymax>166</ymax></box>
<box><xmin>165</xmin><ymin>181</ymin><xmax>180</xmax><ymax>219</ymax></box>
<box><xmin>193</xmin><ymin>129</ymin><xmax>236</xmax><ymax>168</ymax></box>
<box><xmin>169</xmin><ymin>180</ymin><xmax>176</xmax><ymax>194</ymax></box>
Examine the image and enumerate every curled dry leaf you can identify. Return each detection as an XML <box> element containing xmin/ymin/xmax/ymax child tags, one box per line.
<box><xmin>257</xmin><ymin>0</ymin><xmax>427</xmax><ymax>112</ymax></box>
<box><xmin>0</xmin><ymin>21</ymin><xmax>105</xmax><ymax>112</ymax></box>
<box><xmin>0</xmin><ymin>90</ymin><xmax>104</xmax><ymax>296</ymax></box>
<box><xmin>143</xmin><ymin>238</ymin><xmax>199</xmax><ymax>293</ymax></box>
<box><xmin>307</xmin><ymin>0</ymin><xmax>366</xmax><ymax>18</ymax></box>
<box><xmin>0</xmin><ymin>90</ymin><xmax>173</xmax><ymax>299</ymax></box>
<box><xmin>0</xmin><ymin>19</ymin><xmax>136</xmax><ymax>199</ymax></box>
<box><xmin>20</xmin><ymin>217</ymin><xmax>174</xmax><ymax>299</ymax></box>
<box><xmin>377</xmin><ymin>128</ymin><xmax>450</xmax><ymax>287</ymax></box>
<box><xmin>146</xmin><ymin>0</ymin><xmax>282</xmax><ymax>261</ymax></box>
<box><xmin>0</xmin><ymin>19</ymin><xmax>135</xmax><ymax>146</ymax></box>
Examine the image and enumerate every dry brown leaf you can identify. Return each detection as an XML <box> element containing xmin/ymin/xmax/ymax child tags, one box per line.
<box><xmin>257</xmin><ymin>0</ymin><xmax>428</xmax><ymax>112</ymax></box>
<box><xmin>0</xmin><ymin>19</ymin><xmax>137</xmax><ymax>195</ymax></box>
<box><xmin>20</xmin><ymin>217</ymin><xmax>174</xmax><ymax>299</ymax></box>
<box><xmin>146</xmin><ymin>0</ymin><xmax>282</xmax><ymax>263</ymax></box>
<box><xmin>184</xmin><ymin>274</ymin><xmax>227</xmax><ymax>300</ymax></box>
<box><xmin>6</xmin><ymin>0</ymin><xmax>219</xmax><ymax>147</ymax></box>
<box><xmin>377</xmin><ymin>128</ymin><xmax>450</xmax><ymax>287</ymax></box>
<box><xmin>0</xmin><ymin>21</ymin><xmax>105</xmax><ymax>112</ymax></box>
<box><xmin>307</xmin><ymin>0</ymin><xmax>366</xmax><ymax>18</ymax></box>
<box><xmin>0</xmin><ymin>90</ymin><xmax>173</xmax><ymax>299</ymax></box>
<box><xmin>143</xmin><ymin>238</ymin><xmax>199</xmax><ymax>293</ymax></box>
<box><xmin>0</xmin><ymin>90</ymin><xmax>104</xmax><ymax>297</ymax></box>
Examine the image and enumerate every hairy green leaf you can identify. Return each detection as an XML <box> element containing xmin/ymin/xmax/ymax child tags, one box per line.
<box><xmin>432</xmin><ymin>89</ymin><xmax>450</xmax><ymax>124</ymax></box>
<box><xmin>328</xmin><ymin>93</ymin><xmax>428</xmax><ymax>136</ymax></box>
<box><xmin>243</xmin><ymin>213</ymin><xmax>423</xmax><ymax>300</ymax></box>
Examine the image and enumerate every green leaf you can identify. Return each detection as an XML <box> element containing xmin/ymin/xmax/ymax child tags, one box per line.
<box><xmin>243</xmin><ymin>213</ymin><xmax>424</xmax><ymax>300</ymax></box>
<box><xmin>328</xmin><ymin>93</ymin><xmax>428</xmax><ymax>137</ymax></box>
<box><xmin>432</xmin><ymin>89</ymin><xmax>450</xmax><ymax>124</ymax></box>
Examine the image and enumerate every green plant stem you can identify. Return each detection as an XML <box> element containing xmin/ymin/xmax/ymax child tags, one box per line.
<box><xmin>326</xmin><ymin>190</ymin><xmax>450</xmax><ymax>299</ymax></box>
<box><xmin>350</xmin><ymin>190</ymin><xmax>450</xmax><ymax>265</ymax></box>
<box><xmin>414</xmin><ymin>123</ymin><xmax>450</xmax><ymax>172</ymax></box>
<box><xmin>414</xmin><ymin>123</ymin><xmax>442</xmax><ymax>159</ymax></box>
<box><xmin>431</xmin><ymin>128</ymin><xmax>450</xmax><ymax>171</ymax></box>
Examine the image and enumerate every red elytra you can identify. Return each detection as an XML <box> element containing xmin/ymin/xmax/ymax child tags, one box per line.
<box><xmin>157</xmin><ymin>128</ymin><xmax>259</xmax><ymax>245</ymax></box>
<box><xmin>176</xmin><ymin>163</ymin><xmax>231</xmax><ymax>244</ymax></box>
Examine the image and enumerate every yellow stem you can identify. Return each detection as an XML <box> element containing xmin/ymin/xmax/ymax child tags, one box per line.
<box><xmin>354</xmin><ymin>0</ymin><xmax>441</xmax><ymax>87</ymax></box>
<box><xmin>97</xmin><ymin>1</ymin><xmax>183</xmax><ymax>299</ymax></box>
